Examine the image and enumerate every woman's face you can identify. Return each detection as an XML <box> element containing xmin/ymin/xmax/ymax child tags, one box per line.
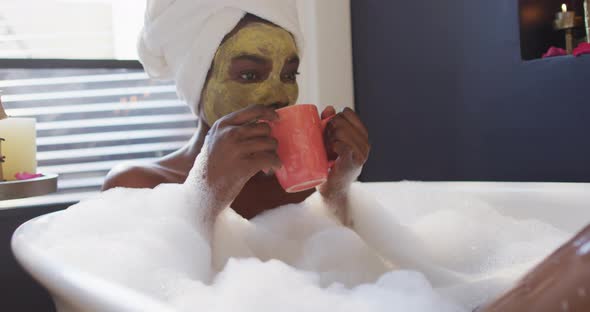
<box><xmin>201</xmin><ymin>22</ymin><xmax>300</xmax><ymax>126</ymax></box>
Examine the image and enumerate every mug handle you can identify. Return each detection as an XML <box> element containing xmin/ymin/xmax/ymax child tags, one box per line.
<box><xmin>321</xmin><ymin>115</ymin><xmax>336</xmax><ymax>169</ymax></box>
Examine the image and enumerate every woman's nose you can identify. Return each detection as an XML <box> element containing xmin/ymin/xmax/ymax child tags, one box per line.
<box><xmin>259</xmin><ymin>82</ymin><xmax>290</xmax><ymax>108</ymax></box>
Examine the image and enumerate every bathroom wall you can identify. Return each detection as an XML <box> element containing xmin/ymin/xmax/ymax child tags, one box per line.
<box><xmin>352</xmin><ymin>0</ymin><xmax>590</xmax><ymax>182</ymax></box>
<box><xmin>297</xmin><ymin>0</ymin><xmax>355</xmax><ymax>111</ymax></box>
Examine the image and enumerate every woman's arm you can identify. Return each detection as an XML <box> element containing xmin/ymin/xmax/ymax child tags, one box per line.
<box><xmin>102</xmin><ymin>165</ymin><xmax>167</xmax><ymax>191</ymax></box>
<box><xmin>318</xmin><ymin>106</ymin><xmax>370</xmax><ymax>226</ymax></box>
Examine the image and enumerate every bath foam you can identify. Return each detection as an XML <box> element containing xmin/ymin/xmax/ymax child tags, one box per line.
<box><xmin>212</xmin><ymin>195</ymin><xmax>396</xmax><ymax>288</ymax></box>
<box><xmin>169</xmin><ymin>259</ymin><xmax>465</xmax><ymax>312</ymax></box>
<box><xmin>37</xmin><ymin>184</ymin><xmax>214</xmax><ymax>302</ymax></box>
<box><xmin>30</xmin><ymin>180</ymin><xmax>569</xmax><ymax>311</ymax></box>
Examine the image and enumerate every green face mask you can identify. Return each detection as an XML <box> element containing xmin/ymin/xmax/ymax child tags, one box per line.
<box><xmin>201</xmin><ymin>22</ymin><xmax>300</xmax><ymax>126</ymax></box>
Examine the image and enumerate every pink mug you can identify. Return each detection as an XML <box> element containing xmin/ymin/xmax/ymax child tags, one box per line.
<box><xmin>269</xmin><ymin>104</ymin><xmax>333</xmax><ymax>193</ymax></box>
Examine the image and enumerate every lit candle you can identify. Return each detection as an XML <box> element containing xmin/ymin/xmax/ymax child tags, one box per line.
<box><xmin>0</xmin><ymin>93</ymin><xmax>37</xmax><ymax>181</ymax></box>
<box><xmin>555</xmin><ymin>3</ymin><xmax>576</xmax><ymax>53</ymax></box>
<box><xmin>556</xmin><ymin>4</ymin><xmax>575</xmax><ymax>28</ymax></box>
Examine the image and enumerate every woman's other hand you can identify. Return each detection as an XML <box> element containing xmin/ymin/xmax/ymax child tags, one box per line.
<box><xmin>318</xmin><ymin>106</ymin><xmax>370</xmax><ymax>222</ymax></box>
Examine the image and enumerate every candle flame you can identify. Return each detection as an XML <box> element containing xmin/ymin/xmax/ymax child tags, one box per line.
<box><xmin>562</xmin><ymin>3</ymin><xmax>567</xmax><ymax>13</ymax></box>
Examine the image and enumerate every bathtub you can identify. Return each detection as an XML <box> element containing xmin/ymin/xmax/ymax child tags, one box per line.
<box><xmin>11</xmin><ymin>182</ymin><xmax>590</xmax><ymax>312</ymax></box>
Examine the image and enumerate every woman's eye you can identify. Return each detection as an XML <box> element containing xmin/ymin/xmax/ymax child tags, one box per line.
<box><xmin>283</xmin><ymin>72</ymin><xmax>299</xmax><ymax>82</ymax></box>
<box><xmin>240</xmin><ymin>72</ymin><xmax>257</xmax><ymax>81</ymax></box>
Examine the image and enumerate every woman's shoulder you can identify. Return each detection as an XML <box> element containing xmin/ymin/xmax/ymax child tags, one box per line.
<box><xmin>101</xmin><ymin>162</ymin><xmax>172</xmax><ymax>191</ymax></box>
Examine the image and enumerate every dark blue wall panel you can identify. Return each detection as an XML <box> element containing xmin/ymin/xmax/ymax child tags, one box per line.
<box><xmin>352</xmin><ymin>0</ymin><xmax>590</xmax><ymax>182</ymax></box>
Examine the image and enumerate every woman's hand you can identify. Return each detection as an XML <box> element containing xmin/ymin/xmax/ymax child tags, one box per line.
<box><xmin>318</xmin><ymin>106</ymin><xmax>370</xmax><ymax>210</ymax></box>
<box><xmin>198</xmin><ymin>104</ymin><xmax>282</xmax><ymax>218</ymax></box>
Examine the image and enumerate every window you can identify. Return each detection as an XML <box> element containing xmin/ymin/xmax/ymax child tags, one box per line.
<box><xmin>0</xmin><ymin>0</ymin><xmax>195</xmax><ymax>208</ymax></box>
<box><xmin>0</xmin><ymin>0</ymin><xmax>146</xmax><ymax>60</ymax></box>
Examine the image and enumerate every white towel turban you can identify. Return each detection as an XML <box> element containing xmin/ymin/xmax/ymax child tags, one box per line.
<box><xmin>137</xmin><ymin>0</ymin><xmax>304</xmax><ymax>115</ymax></box>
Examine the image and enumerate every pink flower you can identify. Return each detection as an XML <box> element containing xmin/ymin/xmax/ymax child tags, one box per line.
<box><xmin>573</xmin><ymin>43</ymin><xmax>590</xmax><ymax>57</ymax></box>
<box><xmin>542</xmin><ymin>46</ymin><xmax>567</xmax><ymax>58</ymax></box>
<box><xmin>15</xmin><ymin>172</ymin><xmax>44</xmax><ymax>180</ymax></box>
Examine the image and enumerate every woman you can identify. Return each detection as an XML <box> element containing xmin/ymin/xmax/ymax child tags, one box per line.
<box><xmin>103</xmin><ymin>16</ymin><xmax>366</xmax><ymax>224</ymax></box>
<box><xmin>102</xmin><ymin>0</ymin><xmax>590</xmax><ymax>311</ymax></box>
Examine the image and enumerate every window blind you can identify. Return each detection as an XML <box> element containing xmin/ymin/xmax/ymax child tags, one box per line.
<box><xmin>0</xmin><ymin>68</ymin><xmax>196</xmax><ymax>202</ymax></box>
